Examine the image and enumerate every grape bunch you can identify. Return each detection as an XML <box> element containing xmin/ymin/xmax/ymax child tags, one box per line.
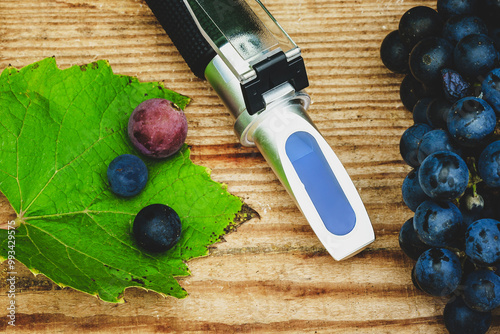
<box><xmin>380</xmin><ymin>0</ymin><xmax>500</xmax><ymax>332</ymax></box>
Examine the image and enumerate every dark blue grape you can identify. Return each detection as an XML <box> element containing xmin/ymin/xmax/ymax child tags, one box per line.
<box><xmin>426</xmin><ymin>97</ymin><xmax>453</xmax><ymax>128</ymax></box>
<box><xmin>478</xmin><ymin>140</ymin><xmax>500</xmax><ymax>187</ymax></box>
<box><xmin>441</xmin><ymin>68</ymin><xmax>472</xmax><ymax>103</ymax></box>
<box><xmin>462</xmin><ymin>257</ymin><xmax>479</xmax><ymax>280</ymax></box>
<box><xmin>413</xmin><ymin>248</ymin><xmax>462</xmax><ymax>296</ymax></box>
<box><xmin>476</xmin><ymin>182</ymin><xmax>500</xmax><ymax>220</ymax></box>
<box><xmin>418</xmin><ymin>151</ymin><xmax>469</xmax><ymax>200</ymax></box>
<box><xmin>442</xmin><ymin>15</ymin><xmax>488</xmax><ymax>45</ymax></box>
<box><xmin>107</xmin><ymin>154</ymin><xmax>148</xmax><ymax>197</ymax></box>
<box><xmin>400</xmin><ymin>123</ymin><xmax>433</xmax><ymax>168</ymax></box>
<box><xmin>400</xmin><ymin>74</ymin><xmax>435</xmax><ymax>111</ymax></box>
<box><xmin>413</xmin><ymin>200</ymin><xmax>463</xmax><ymax>247</ymax></box>
<box><xmin>132</xmin><ymin>203</ymin><xmax>182</xmax><ymax>253</ymax></box>
<box><xmin>444</xmin><ymin>296</ymin><xmax>492</xmax><ymax>334</ymax></box>
<box><xmin>409</xmin><ymin>37</ymin><xmax>454</xmax><ymax>87</ymax></box>
<box><xmin>399</xmin><ymin>6</ymin><xmax>444</xmax><ymax>49</ymax></box>
<box><xmin>463</xmin><ymin>269</ymin><xmax>500</xmax><ymax>312</ymax></box>
<box><xmin>459</xmin><ymin>188</ymin><xmax>486</xmax><ymax>227</ymax></box>
<box><xmin>447</xmin><ymin>97</ymin><xmax>497</xmax><ymax>148</ymax></box>
<box><xmin>380</xmin><ymin>30</ymin><xmax>410</xmax><ymax>74</ymax></box>
<box><xmin>465</xmin><ymin>218</ymin><xmax>500</xmax><ymax>265</ymax></box>
<box><xmin>481</xmin><ymin>68</ymin><xmax>500</xmax><ymax>115</ymax></box>
<box><xmin>490</xmin><ymin>27</ymin><xmax>500</xmax><ymax>51</ymax></box>
<box><xmin>454</xmin><ymin>34</ymin><xmax>499</xmax><ymax>79</ymax></box>
<box><xmin>417</xmin><ymin>129</ymin><xmax>463</xmax><ymax>163</ymax></box>
<box><xmin>413</xmin><ymin>98</ymin><xmax>433</xmax><ymax>124</ymax></box>
<box><xmin>437</xmin><ymin>0</ymin><xmax>478</xmax><ymax>19</ymax></box>
<box><xmin>478</xmin><ymin>0</ymin><xmax>500</xmax><ymax>29</ymax></box>
<box><xmin>399</xmin><ymin>217</ymin><xmax>431</xmax><ymax>260</ymax></box>
<box><xmin>402</xmin><ymin>168</ymin><xmax>432</xmax><ymax>211</ymax></box>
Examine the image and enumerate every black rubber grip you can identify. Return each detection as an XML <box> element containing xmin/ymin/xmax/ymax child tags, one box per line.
<box><xmin>145</xmin><ymin>0</ymin><xmax>216</xmax><ymax>79</ymax></box>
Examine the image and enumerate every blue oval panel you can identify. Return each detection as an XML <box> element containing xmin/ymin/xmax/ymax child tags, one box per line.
<box><xmin>285</xmin><ymin>131</ymin><xmax>356</xmax><ymax>235</ymax></box>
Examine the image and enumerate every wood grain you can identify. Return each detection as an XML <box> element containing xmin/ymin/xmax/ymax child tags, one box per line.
<box><xmin>0</xmin><ymin>0</ymin><xmax>498</xmax><ymax>332</ymax></box>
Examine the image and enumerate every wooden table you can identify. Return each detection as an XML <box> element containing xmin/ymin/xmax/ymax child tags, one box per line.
<box><xmin>0</xmin><ymin>0</ymin><xmax>498</xmax><ymax>332</ymax></box>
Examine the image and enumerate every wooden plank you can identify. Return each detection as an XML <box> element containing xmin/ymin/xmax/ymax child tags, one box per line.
<box><xmin>0</xmin><ymin>0</ymin><xmax>499</xmax><ymax>332</ymax></box>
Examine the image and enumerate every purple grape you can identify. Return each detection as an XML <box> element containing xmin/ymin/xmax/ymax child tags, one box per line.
<box><xmin>128</xmin><ymin>98</ymin><xmax>188</xmax><ymax>159</ymax></box>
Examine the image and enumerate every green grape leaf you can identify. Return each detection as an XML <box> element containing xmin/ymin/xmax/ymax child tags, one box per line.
<box><xmin>0</xmin><ymin>57</ymin><xmax>245</xmax><ymax>302</ymax></box>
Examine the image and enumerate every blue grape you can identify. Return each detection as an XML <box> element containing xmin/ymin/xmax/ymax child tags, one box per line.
<box><xmin>481</xmin><ymin>68</ymin><xmax>500</xmax><ymax>115</ymax></box>
<box><xmin>400</xmin><ymin>74</ymin><xmax>436</xmax><ymax>111</ymax></box>
<box><xmin>441</xmin><ymin>68</ymin><xmax>472</xmax><ymax>103</ymax></box>
<box><xmin>463</xmin><ymin>269</ymin><xmax>500</xmax><ymax>312</ymax></box>
<box><xmin>444</xmin><ymin>296</ymin><xmax>492</xmax><ymax>334</ymax></box>
<box><xmin>426</xmin><ymin>98</ymin><xmax>452</xmax><ymax>128</ymax></box>
<box><xmin>402</xmin><ymin>168</ymin><xmax>432</xmax><ymax>211</ymax></box>
<box><xmin>412</xmin><ymin>98</ymin><xmax>433</xmax><ymax>124</ymax></box>
<box><xmin>490</xmin><ymin>27</ymin><xmax>500</xmax><ymax>51</ymax></box>
<box><xmin>398</xmin><ymin>6</ymin><xmax>443</xmax><ymax>49</ymax></box>
<box><xmin>447</xmin><ymin>97</ymin><xmax>497</xmax><ymax>148</ymax></box>
<box><xmin>400</xmin><ymin>123</ymin><xmax>433</xmax><ymax>167</ymax></box>
<box><xmin>418</xmin><ymin>151</ymin><xmax>469</xmax><ymax>201</ymax></box>
<box><xmin>132</xmin><ymin>204</ymin><xmax>182</xmax><ymax>253</ymax></box>
<box><xmin>454</xmin><ymin>34</ymin><xmax>499</xmax><ymax>79</ymax></box>
<box><xmin>413</xmin><ymin>248</ymin><xmax>462</xmax><ymax>296</ymax></box>
<box><xmin>442</xmin><ymin>15</ymin><xmax>488</xmax><ymax>46</ymax></box>
<box><xmin>465</xmin><ymin>218</ymin><xmax>500</xmax><ymax>265</ymax></box>
<box><xmin>107</xmin><ymin>154</ymin><xmax>148</xmax><ymax>197</ymax></box>
<box><xmin>399</xmin><ymin>218</ymin><xmax>431</xmax><ymax>260</ymax></box>
<box><xmin>409</xmin><ymin>37</ymin><xmax>454</xmax><ymax>87</ymax></box>
<box><xmin>478</xmin><ymin>140</ymin><xmax>500</xmax><ymax>187</ymax></box>
<box><xmin>437</xmin><ymin>0</ymin><xmax>478</xmax><ymax>19</ymax></box>
<box><xmin>476</xmin><ymin>182</ymin><xmax>500</xmax><ymax>221</ymax></box>
<box><xmin>478</xmin><ymin>0</ymin><xmax>500</xmax><ymax>29</ymax></box>
<box><xmin>413</xmin><ymin>200</ymin><xmax>463</xmax><ymax>247</ymax></box>
<box><xmin>380</xmin><ymin>30</ymin><xmax>410</xmax><ymax>74</ymax></box>
<box><xmin>459</xmin><ymin>188</ymin><xmax>486</xmax><ymax>227</ymax></box>
<box><xmin>417</xmin><ymin>129</ymin><xmax>463</xmax><ymax>164</ymax></box>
